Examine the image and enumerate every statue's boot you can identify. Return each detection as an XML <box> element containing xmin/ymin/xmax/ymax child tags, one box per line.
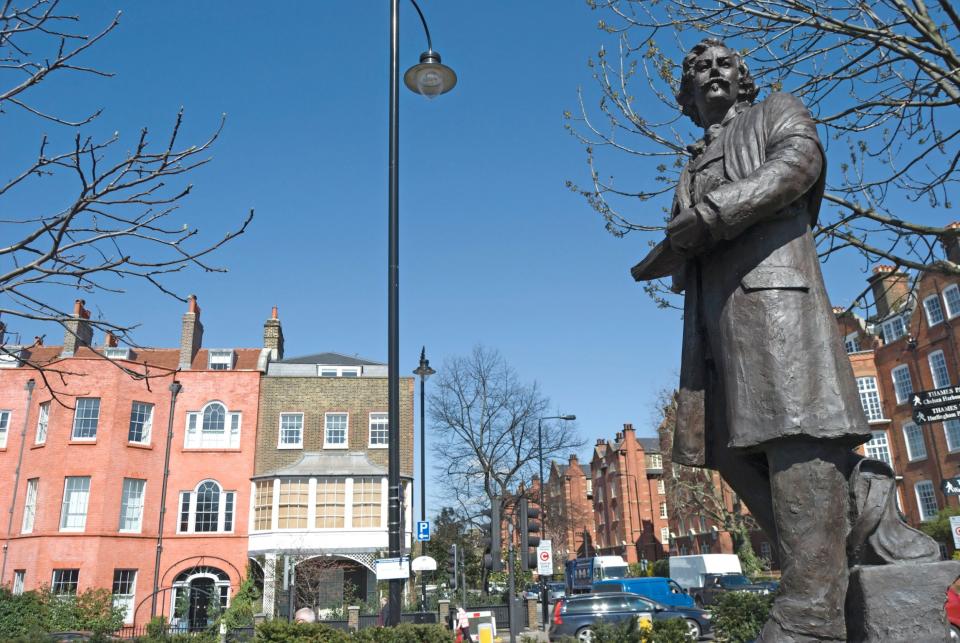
<box><xmin>764</xmin><ymin>442</ymin><xmax>850</xmax><ymax>641</ymax></box>
<box><xmin>847</xmin><ymin>455</ymin><xmax>940</xmax><ymax>565</ymax></box>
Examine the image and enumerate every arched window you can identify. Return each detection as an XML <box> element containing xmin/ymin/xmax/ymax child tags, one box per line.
<box><xmin>179</xmin><ymin>480</ymin><xmax>235</xmax><ymax>533</ymax></box>
<box><xmin>185</xmin><ymin>402</ymin><xmax>241</xmax><ymax>449</ymax></box>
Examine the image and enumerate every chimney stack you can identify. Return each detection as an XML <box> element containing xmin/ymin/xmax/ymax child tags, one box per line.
<box><xmin>62</xmin><ymin>299</ymin><xmax>93</xmax><ymax>357</ymax></box>
<box><xmin>941</xmin><ymin>222</ymin><xmax>960</xmax><ymax>265</ymax></box>
<box><xmin>867</xmin><ymin>265</ymin><xmax>910</xmax><ymax>319</ymax></box>
<box><xmin>104</xmin><ymin>332</ymin><xmax>118</xmax><ymax>348</ymax></box>
<box><xmin>263</xmin><ymin>305</ymin><xmax>284</xmax><ymax>361</ymax></box>
<box><xmin>179</xmin><ymin>295</ymin><xmax>203</xmax><ymax>369</ymax></box>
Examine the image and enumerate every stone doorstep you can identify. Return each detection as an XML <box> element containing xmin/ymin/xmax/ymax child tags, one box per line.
<box><xmin>846</xmin><ymin>561</ymin><xmax>960</xmax><ymax>643</ymax></box>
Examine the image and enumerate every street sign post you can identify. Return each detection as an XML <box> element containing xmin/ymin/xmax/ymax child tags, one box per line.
<box><xmin>375</xmin><ymin>557</ymin><xmax>410</xmax><ymax>580</ymax></box>
<box><xmin>416</xmin><ymin>520</ymin><xmax>431</xmax><ymax>542</ymax></box>
<box><xmin>536</xmin><ymin>539</ymin><xmax>553</xmax><ymax>576</ymax></box>
<box><xmin>911</xmin><ymin>386</ymin><xmax>960</xmax><ymax>424</ymax></box>
<box><xmin>951</xmin><ymin>516</ymin><xmax>960</xmax><ymax>549</ymax></box>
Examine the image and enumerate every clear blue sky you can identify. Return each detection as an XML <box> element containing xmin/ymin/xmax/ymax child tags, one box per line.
<box><xmin>3</xmin><ymin>2</ymin><xmax>936</xmax><ymax>518</ymax></box>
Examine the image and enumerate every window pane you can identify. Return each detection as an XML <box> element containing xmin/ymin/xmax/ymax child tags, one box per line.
<box><xmin>278</xmin><ymin>479</ymin><xmax>308</xmax><ymax>529</ymax></box>
<box><xmin>325</xmin><ymin>413</ymin><xmax>348</xmax><ymax>446</ymax></box>
<box><xmin>224</xmin><ymin>491</ymin><xmax>234</xmax><ymax>532</ymax></box>
<box><xmin>112</xmin><ymin>569</ymin><xmax>137</xmax><ymax>624</ymax></box>
<box><xmin>60</xmin><ymin>477</ymin><xmax>91</xmax><ymax>531</ymax></box>
<box><xmin>179</xmin><ymin>492</ymin><xmax>190</xmax><ymax>532</ymax></box>
<box><xmin>316</xmin><ymin>478</ymin><xmax>345</xmax><ymax>529</ymax></box>
<box><xmin>844</xmin><ymin>333</ymin><xmax>861</xmax><ymax>354</ymax></box>
<box><xmin>202</xmin><ymin>404</ymin><xmax>226</xmax><ymax>433</ymax></box>
<box><xmin>925</xmin><ymin>296</ymin><xmax>945</xmax><ymax>326</ymax></box>
<box><xmin>120</xmin><ymin>479</ymin><xmax>146</xmax><ymax>532</ymax></box>
<box><xmin>352</xmin><ymin>477</ymin><xmax>382</xmax><ymax>528</ymax></box>
<box><xmin>945</xmin><ymin>286</ymin><xmax>960</xmax><ymax>319</ymax></box>
<box><xmin>51</xmin><ymin>569</ymin><xmax>79</xmax><ymax>596</ymax></box>
<box><xmin>12</xmin><ymin>571</ymin><xmax>25</xmax><ymax>595</ymax></box>
<box><xmin>864</xmin><ymin>431</ymin><xmax>892</xmax><ymax>466</ymax></box>
<box><xmin>71</xmin><ymin>398</ymin><xmax>100</xmax><ymax>439</ymax></box>
<box><xmin>892</xmin><ymin>366</ymin><xmax>914</xmax><ymax>404</ymax></box>
<box><xmin>128</xmin><ymin>402</ymin><xmax>154</xmax><ymax>444</ymax></box>
<box><xmin>903</xmin><ymin>422</ymin><xmax>927</xmax><ymax>460</ymax></box>
<box><xmin>36</xmin><ymin>402</ymin><xmax>49</xmax><ymax>444</ymax></box>
<box><xmin>916</xmin><ymin>481</ymin><xmax>939</xmax><ymax>521</ymax></box>
<box><xmin>369</xmin><ymin>413</ymin><xmax>389</xmax><ymax>446</ymax></box>
<box><xmin>22</xmin><ymin>478</ymin><xmax>38</xmax><ymax>534</ymax></box>
<box><xmin>279</xmin><ymin>413</ymin><xmax>303</xmax><ymax>447</ymax></box>
<box><xmin>194</xmin><ymin>481</ymin><xmax>222</xmax><ymax>532</ymax></box>
<box><xmin>254</xmin><ymin>481</ymin><xmax>274</xmax><ymax>531</ymax></box>
<box><xmin>946</xmin><ymin>420</ymin><xmax>960</xmax><ymax>452</ymax></box>
<box><xmin>929</xmin><ymin>351</ymin><xmax>951</xmax><ymax>390</ymax></box>
<box><xmin>857</xmin><ymin>377</ymin><xmax>884</xmax><ymax>421</ymax></box>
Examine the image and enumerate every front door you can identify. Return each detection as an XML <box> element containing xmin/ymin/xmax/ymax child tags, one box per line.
<box><xmin>188</xmin><ymin>577</ymin><xmax>215</xmax><ymax>630</ymax></box>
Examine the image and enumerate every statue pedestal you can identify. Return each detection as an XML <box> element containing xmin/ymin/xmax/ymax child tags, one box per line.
<box><xmin>846</xmin><ymin>561</ymin><xmax>960</xmax><ymax>642</ymax></box>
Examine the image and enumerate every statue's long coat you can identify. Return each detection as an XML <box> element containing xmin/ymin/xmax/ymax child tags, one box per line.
<box><xmin>672</xmin><ymin>92</ymin><xmax>870</xmax><ymax>468</ymax></box>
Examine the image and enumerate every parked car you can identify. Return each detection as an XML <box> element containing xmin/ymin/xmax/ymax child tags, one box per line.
<box><xmin>946</xmin><ymin>586</ymin><xmax>960</xmax><ymax>640</ymax></box>
<box><xmin>549</xmin><ymin>591</ymin><xmax>712</xmax><ymax>641</ymax></box>
<box><xmin>593</xmin><ymin>577</ymin><xmax>696</xmax><ymax>609</ymax></box>
<box><xmin>547</xmin><ymin>582</ymin><xmax>566</xmax><ymax>602</ymax></box>
<box><xmin>522</xmin><ymin>584</ymin><xmax>540</xmax><ymax>601</ymax></box>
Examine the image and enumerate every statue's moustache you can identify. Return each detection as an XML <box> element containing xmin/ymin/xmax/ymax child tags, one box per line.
<box><xmin>702</xmin><ymin>77</ymin><xmax>730</xmax><ymax>90</ymax></box>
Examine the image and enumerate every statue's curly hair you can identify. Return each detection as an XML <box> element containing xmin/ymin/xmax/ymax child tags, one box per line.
<box><xmin>675</xmin><ymin>38</ymin><xmax>759</xmax><ymax>127</ymax></box>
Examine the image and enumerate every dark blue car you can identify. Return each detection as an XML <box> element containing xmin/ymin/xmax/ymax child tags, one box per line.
<box><xmin>549</xmin><ymin>591</ymin><xmax>712</xmax><ymax>641</ymax></box>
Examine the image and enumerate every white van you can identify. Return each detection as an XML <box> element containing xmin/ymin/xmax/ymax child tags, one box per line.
<box><xmin>669</xmin><ymin>554</ymin><xmax>742</xmax><ymax>590</ymax></box>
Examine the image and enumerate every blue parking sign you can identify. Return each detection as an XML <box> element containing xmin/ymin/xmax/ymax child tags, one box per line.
<box><xmin>416</xmin><ymin>520</ymin><xmax>430</xmax><ymax>541</ymax></box>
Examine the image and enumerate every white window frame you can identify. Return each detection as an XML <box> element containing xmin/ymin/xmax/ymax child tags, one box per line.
<box><xmin>881</xmin><ymin>315</ymin><xmax>908</xmax><ymax>344</ymax></box>
<box><xmin>659</xmin><ymin>502</ymin><xmax>668</xmax><ymax>519</ymax></box>
<box><xmin>368</xmin><ymin>412</ymin><xmax>389</xmax><ymax>448</ymax></box>
<box><xmin>657</xmin><ymin>479</ymin><xmax>666</xmax><ymax>495</ymax></box>
<box><xmin>923</xmin><ymin>294</ymin><xmax>946</xmax><ymax>327</ymax></box>
<box><xmin>903</xmin><ymin>422</ymin><xmax>927</xmax><ymax>461</ymax></box>
<box><xmin>12</xmin><ymin>570</ymin><xmax>25</xmax><ymax>595</ymax></box>
<box><xmin>891</xmin><ymin>365</ymin><xmax>914</xmax><ymax>404</ymax></box>
<box><xmin>127</xmin><ymin>401</ymin><xmax>154</xmax><ymax>445</ymax></box>
<box><xmin>929</xmin><ymin>350</ymin><xmax>951</xmax><ymax>390</ymax></box>
<box><xmin>324</xmin><ymin>412</ymin><xmax>349</xmax><ymax>449</ymax></box>
<box><xmin>915</xmin><ymin>480</ymin><xmax>939</xmax><ymax>521</ymax></box>
<box><xmin>277</xmin><ymin>412</ymin><xmax>304</xmax><ymax>449</ymax></box>
<box><xmin>185</xmin><ymin>401</ymin><xmax>241</xmax><ymax>449</ymax></box>
<box><xmin>207</xmin><ymin>349</ymin><xmax>234</xmax><ymax>370</ymax></box>
<box><xmin>112</xmin><ymin>569</ymin><xmax>137</xmax><ymax>624</ymax></box>
<box><xmin>51</xmin><ymin>569</ymin><xmax>79</xmax><ymax>596</ymax></box>
<box><xmin>318</xmin><ymin>366</ymin><xmax>360</xmax><ymax>377</ymax></box>
<box><xmin>35</xmin><ymin>402</ymin><xmax>49</xmax><ymax>445</ymax></box>
<box><xmin>22</xmin><ymin>478</ymin><xmax>38</xmax><ymax>534</ymax></box>
<box><xmin>648</xmin><ymin>454</ymin><xmax>663</xmax><ymax>469</ymax></box>
<box><xmin>104</xmin><ymin>347</ymin><xmax>132</xmax><ymax>360</ymax></box>
<box><xmin>856</xmin><ymin>376</ymin><xmax>885</xmax><ymax>422</ymax></box>
<box><xmin>944</xmin><ymin>284</ymin><xmax>960</xmax><ymax>319</ymax></box>
<box><xmin>945</xmin><ymin>419</ymin><xmax>960</xmax><ymax>453</ymax></box>
<box><xmin>71</xmin><ymin>397</ymin><xmax>100</xmax><ymax>441</ymax></box>
<box><xmin>844</xmin><ymin>332</ymin><xmax>861</xmax><ymax>354</ymax></box>
<box><xmin>119</xmin><ymin>478</ymin><xmax>146</xmax><ymax>533</ymax></box>
<box><xmin>0</xmin><ymin>409</ymin><xmax>10</xmax><ymax>448</ymax></box>
<box><xmin>60</xmin><ymin>476</ymin><xmax>91</xmax><ymax>532</ymax></box>
<box><xmin>178</xmin><ymin>479</ymin><xmax>235</xmax><ymax>534</ymax></box>
<box><xmin>660</xmin><ymin>527</ymin><xmax>670</xmax><ymax>543</ymax></box>
<box><xmin>864</xmin><ymin>430</ymin><xmax>893</xmax><ymax>467</ymax></box>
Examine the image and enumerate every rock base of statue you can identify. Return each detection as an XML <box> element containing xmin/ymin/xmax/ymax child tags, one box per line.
<box><xmin>845</xmin><ymin>561</ymin><xmax>960</xmax><ymax>642</ymax></box>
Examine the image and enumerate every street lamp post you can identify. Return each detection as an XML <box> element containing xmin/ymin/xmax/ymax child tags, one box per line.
<box><xmin>413</xmin><ymin>347</ymin><xmax>435</xmax><ymax>611</ymax></box>
<box><xmin>387</xmin><ymin>0</ymin><xmax>456</xmax><ymax>627</ymax></box>
<box><xmin>536</xmin><ymin>414</ymin><xmax>575</xmax><ymax>629</ymax></box>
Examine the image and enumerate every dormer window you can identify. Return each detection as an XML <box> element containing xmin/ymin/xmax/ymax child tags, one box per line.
<box><xmin>104</xmin><ymin>347</ymin><xmax>132</xmax><ymax>360</ymax></box>
<box><xmin>208</xmin><ymin>350</ymin><xmax>234</xmax><ymax>371</ymax></box>
<box><xmin>0</xmin><ymin>348</ymin><xmax>23</xmax><ymax>368</ymax></box>
<box><xmin>880</xmin><ymin>315</ymin><xmax>907</xmax><ymax>344</ymax></box>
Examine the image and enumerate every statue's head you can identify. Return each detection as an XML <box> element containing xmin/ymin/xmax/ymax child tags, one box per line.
<box><xmin>676</xmin><ymin>38</ymin><xmax>758</xmax><ymax>128</ymax></box>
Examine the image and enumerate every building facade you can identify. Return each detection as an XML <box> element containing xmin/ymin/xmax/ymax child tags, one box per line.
<box><xmin>0</xmin><ymin>297</ymin><xmax>265</xmax><ymax>629</ymax></box>
<box><xmin>589</xmin><ymin>424</ymin><xmax>669</xmax><ymax>564</ymax></box>
<box><xmin>543</xmin><ymin>455</ymin><xmax>595</xmax><ymax>563</ymax></box>
<box><xmin>249</xmin><ymin>349</ymin><xmax>414</xmax><ymax>615</ymax></box>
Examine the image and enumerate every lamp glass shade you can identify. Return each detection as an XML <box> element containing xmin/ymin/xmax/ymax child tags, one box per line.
<box><xmin>404</xmin><ymin>51</ymin><xmax>457</xmax><ymax>99</ymax></box>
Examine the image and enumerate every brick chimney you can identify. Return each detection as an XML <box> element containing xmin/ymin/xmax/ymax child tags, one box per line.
<box><xmin>179</xmin><ymin>295</ymin><xmax>203</xmax><ymax>369</ymax></box>
<box><xmin>103</xmin><ymin>332</ymin><xmax>118</xmax><ymax>348</ymax></box>
<box><xmin>867</xmin><ymin>265</ymin><xmax>910</xmax><ymax>319</ymax></box>
<box><xmin>941</xmin><ymin>222</ymin><xmax>960</xmax><ymax>265</ymax></box>
<box><xmin>61</xmin><ymin>299</ymin><xmax>93</xmax><ymax>357</ymax></box>
<box><xmin>263</xmin><ymin>305</ymin><xmax>284</xmax><ymax>360</ymax></box>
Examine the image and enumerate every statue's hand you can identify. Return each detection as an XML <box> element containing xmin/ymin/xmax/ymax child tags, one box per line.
<box><xmin>667</xmin><ymin>207</ymin><xmax>707</xmax><ymax>256</ymax></box>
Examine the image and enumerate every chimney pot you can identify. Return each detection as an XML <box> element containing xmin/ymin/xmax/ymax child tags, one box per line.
<box><xmin>263</xmin><ymin>306</ymin><xmax>284</xmax><ymax>360</ymax></box>
<box><xmin>34</xmin><ymin>336</ymin><xmax>43</xmax><ymax>346</ymax></box>
<box><xmin>867</xmin><ymin>266</ymin><xmax>910</xmax><ymax>319</ymax></box>
<box><xmin>941</xmin><ymin>222</ymin><xmax>960</xmax><ymax>264</ymax></box>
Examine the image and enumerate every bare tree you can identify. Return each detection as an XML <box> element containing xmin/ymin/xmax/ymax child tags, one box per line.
<box><xmin>1</xmin><ymin>1</ymin><xmax>252</xmax><ymax>377</ymax></box>
<box><xmin>568</xmin><ymin>0</ymin><xmax>959</xmax><ymax>310</ymax></box>
<box><xmin>428</xmin><ymin>346</ymin><xmax>585</xmax><ymax>533</ymax></box>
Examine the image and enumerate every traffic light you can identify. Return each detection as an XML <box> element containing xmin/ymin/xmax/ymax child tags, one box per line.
<box><xmin>447</xmin><ymin>543</ymin><xmax>458</xmax><ymax>590</ymax></box>
<box><xmin>482</xmin><ymin>497</ymin><xmax>503</xmax><ymax>571</ymax></box>
<box><xmin>519</xmin><ymin>497</ymin><xmax>541</xmax><ymax>571</ymax></box>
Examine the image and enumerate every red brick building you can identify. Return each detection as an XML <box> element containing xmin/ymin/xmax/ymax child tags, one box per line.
<box><xmin>543</xmin><ymin>455</ymin><xmax>596</xmax><ymax>563</ymax></box>
<box><xmin>0</xmin><ymin>297</ymin><xmax>266</xmax><ymax>629</ymax></box>
<box><xmin>589</xmin><ymin>424</ymin><xmax>669</xmax><ymax>564</ymax></box>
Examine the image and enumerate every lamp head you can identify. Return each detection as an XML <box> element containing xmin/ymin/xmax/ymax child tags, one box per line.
<box><xmin>404</xmin><ymin>50</ymin><xmax>457</xmax><ymax>99</ymax></box>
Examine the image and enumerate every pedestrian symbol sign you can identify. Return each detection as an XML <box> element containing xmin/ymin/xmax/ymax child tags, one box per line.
<box><xmin>416</xmin><ymin>520</ymin><xmax>430</xmax><ymax>541</ymax></box>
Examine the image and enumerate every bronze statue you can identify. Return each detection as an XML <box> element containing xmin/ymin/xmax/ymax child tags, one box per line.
<box><xmin>633</xmin><ymin>39</ymin><xmax>942</xmax><ymax>641</ymax></box>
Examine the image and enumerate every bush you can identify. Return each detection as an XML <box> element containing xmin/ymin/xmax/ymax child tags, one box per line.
<box><xmin>653</xmin><ymin>617</ymin><xmax>695</xmax><ymax>642</ymax></box>
<box><xmin>651</xmin><ymin>559</ymin><xmax>670</xmax><ymax>578</ymax></box>
<box><xmin>253</xmin><ymin>620</ymin><xmax>452</xmax><ymax>642</ymax></box>
<box><xmin>0</xmin><ymin>586</ymin><xmax>124</xmax><ymax>638</ymax></box>
<box><xmin>710</xmin><ymin>591</ymin><xmax>773</xmax><ymax>642</ymax></box>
